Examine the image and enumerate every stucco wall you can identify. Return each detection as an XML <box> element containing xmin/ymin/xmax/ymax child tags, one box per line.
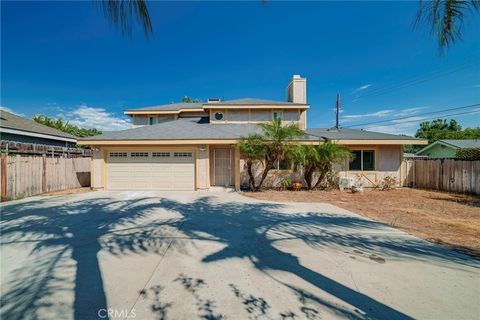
<box><xmin>339</xmin><ymin>145</ymin><xmax>402</xmax><ymax>187</ymax></box>
<box><xmin>91</xmin><ymin>148</ymin><xmax>104</xmax><ymax>189</ymax></box>
<box><xmin>240</xmin><ymin>145</ymin><xmax>403</xmax><ymax>188</ymax></box>
<box><xmin>196</xmin><ymin>145</ymin><xmax>209</xmax><ymax>189</ymax></box>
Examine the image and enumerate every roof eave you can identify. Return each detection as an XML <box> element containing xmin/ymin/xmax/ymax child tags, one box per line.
<box><xmin>0</xmin><ymin>127</ymin><xmax>77</xmax><ymax>143</ymax></box>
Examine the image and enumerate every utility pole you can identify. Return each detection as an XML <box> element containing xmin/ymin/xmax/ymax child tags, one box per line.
<box><xmin>335</xmin><ymin>93</ymin><xmax>340</xmax><ymax>129</ymax></box>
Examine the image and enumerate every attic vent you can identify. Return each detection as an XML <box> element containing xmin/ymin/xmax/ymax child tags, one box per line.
<box><xmin>207</xmin><ymin>98</ymin><xmax>221</xmax><ymax>103</ymax></box>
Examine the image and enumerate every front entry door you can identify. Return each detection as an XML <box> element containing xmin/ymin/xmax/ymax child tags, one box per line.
<box><xmin>214</xmin><ymin>149</ymin><xmax>232</xmax><ymax>186</ymax></box>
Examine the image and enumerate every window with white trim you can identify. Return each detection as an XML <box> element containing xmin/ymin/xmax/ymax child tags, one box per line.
<box><xmin>349</xmin><ymin>150</ymin><xmax>375</xmax><ymax>171</ymax></box>
<box><xmin>174</xmin><ymin>152</ymin><xmax>192</xmax><ymax>158</ymax></box>
<box><xmin>109</xmin><ymin>152</ymin><xmax>127</xmax><ymax>158</ymax></box>
<box><xmin>152</xmin><ymin>152</ymin><xmax>171</xmax><ymax>158</ymax></box>
<box><xmin>131</xmin><ymin>152</ymin><xmax>149</xmax><ymax>158</ymax></box>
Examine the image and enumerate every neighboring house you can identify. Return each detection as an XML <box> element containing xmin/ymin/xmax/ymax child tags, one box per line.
<box><xmin>0</xmin><ymin>110</ymin><xmax>77</xmax><ymax>147</ymax></box>
<box><xmin>416</xmin><ymin>139</ymin><xmax>480</xmax><ymax>158</ymax></box>
<box><xmin>79</xmin><ymin>75</ymin><xmax>427</xmax><ymax>191</ymax></box>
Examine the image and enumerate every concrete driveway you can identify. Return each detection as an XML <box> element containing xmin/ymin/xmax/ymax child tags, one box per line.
<box><xmin>1</xmin><ymin>191</ymin><xmax>479</xmax><ymax>320</ymax></box>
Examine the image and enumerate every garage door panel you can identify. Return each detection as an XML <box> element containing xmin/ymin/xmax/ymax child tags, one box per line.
<box><xmin>107</xmin><ymin>150</ymin><xmax>195</xmax><ymax>190</ymax></box>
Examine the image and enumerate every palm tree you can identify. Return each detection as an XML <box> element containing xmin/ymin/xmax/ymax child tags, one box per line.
<box><xmin>289</xmin><ymin>142</ymin><xmax>352</xmax><ymax>190</ymax></box>
<box><xmin>256</xmin><ymin>118</ymin><xmax>305</xmax><ymax>189</ymax></box>
<box><xmin>237</xmin><ymin>134</ymin><xmax>266</xmax><ymax>191</ymax></box>
<box><xmin>94</xmin><ymin>0</ymin><xmax>153</xmax><ymax>38</ymax></box>
<box><xmin>313</xmin><ymin>141</ymin><xmax>352</xmax><ymax>189</ymax></box>
<box><xmin>415</xmin><ymin>0</ymin><xmax>479</xmax><ymax>52</ymax></box>
<box><xmin>289</xmin><ymin>145</ymin><xmax>319</xmax><ymax>189</ymax></box>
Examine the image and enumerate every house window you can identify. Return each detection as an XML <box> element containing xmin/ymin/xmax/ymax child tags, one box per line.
<box><xmin>152</xmin><ymin>152</ymin><xmax>170</xmax><ymax>158</ymax></box>
<box><xmin>109</xmin><ymin>152</ymin><xmax>127</xmax><ymax>158</ymax></box>
<box><xmin>273</xmin><ymin>111</ymin><xmax>283</xmax><ymax>120</ymax></box>
<box><xmin>214</xmin><ymin>112</ymin><xmax>224</xmax><ymax>121</ymax></box>
<box><xmin>174</xmin><ymin>152</ymin><xmax>193</xmax><ymax>158</ymax></box>
<box><xmin>349</xmin><ymin>150</ymin><xmax>375</xmax><ymax>171</ymax></box>
<box><xmin>131</xmin><ymin>152</ymin><xmax>149</xmax><ymax>158</ymax></box>
<box><xmin>274</xmin><ymin>159</ymin><xmax>291</xmax><ymax>170</ymax></box>
<box><xmin>149</xmin><ymin>116</ymin><xmax>158</xmax><ymax>125</ymax></box>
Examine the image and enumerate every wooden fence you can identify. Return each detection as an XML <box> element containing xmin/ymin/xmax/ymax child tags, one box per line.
<box><xmin>401</xmin><ymin>159</ymin><xmax>480</xmax><ymax>194</ymax></box>
<box><xmin>0</xmin><ymin>154</ymin><xmax>91</xmax><ymax>201</ymax></box>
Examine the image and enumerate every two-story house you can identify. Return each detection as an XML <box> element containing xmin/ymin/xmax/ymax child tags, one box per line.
<box><xmin>79</xmin><ymin>75</ymin><xmax>426</xmax><ymax>191</ymax></box>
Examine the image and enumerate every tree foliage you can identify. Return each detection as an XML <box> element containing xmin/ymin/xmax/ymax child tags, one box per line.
<box><xmin>415</xmin><ymin>0</ymin><xmax>479</xmax><ymax>52</ymax></box>
<box><xmin>415</xmin><ymin>118</ymin><xmax>480</xmax><ymax>142</ymax></box>
<box><xmin>33</xmin><ymin>115</ymin><xmax>102</xmax><ymax>138</ymax></box>
<box><xmin>256</xmin><ymin>118</ymin><xmax>305</xmax><ymax>189</ymax></box>
<box><xmin>290</xmin><ymin>142</ymin><xmax>353</xmax><ymax>190</ymax></box>
<box><xmin>182</xmin><ymin>96</ymin><xmax>201</xmax><ymax>103</ymax></box>
<box><xmin>237</xmin><ymin>134</ymin><xmax>266</xmax><ymax>191</ymax></box>
<box><xmin>456</xmin><ymin>148</ymin><xmax>480</xmax><ymax>160</ymax></box>
<box><xmin>404</xmin><ymin>118</ymin><xmax>480</xmax><ymax>153</ymax></box>
<box><xmin>237</xmin><ymin>118</ymin><xmax>304</xmax><ymax>190</ymax></box>
<box><xmin>94</xmin><ymin>0</ymin><xmax>153</xmax><ymax>38</ymax></box>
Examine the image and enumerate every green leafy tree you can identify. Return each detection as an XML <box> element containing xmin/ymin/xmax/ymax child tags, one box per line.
<box><xmin>415</xmin><ymin>0</ymin><xmax>479</xmax><ymax>52</ymax></box>
<box><xmin>237</xmin><ymin>134</ymin><xmax>266</xmax><ymax>191</ymax></box>
<box><xmin>33</xmin><ymin>115</ymin><xmax>102</xmax><ymax>138</ymax></box>
<box><xmin>405</xmin><ymin>118</ymin><xmax>480</xmax><ymax>153</ymax></box>
<box><xmin>256</xmin><ymin>118</ymin><xmax>305</xmax><ymax>189</ymax></box>
<box><xmin>182</xmin><ymin>96</ymin><xmax>201</xmax><ymax>103</ymax></box>
<box><xmin>415</xmin><ymin>118</ymin><xmax>480</xmax><ymax>142</ymax></box>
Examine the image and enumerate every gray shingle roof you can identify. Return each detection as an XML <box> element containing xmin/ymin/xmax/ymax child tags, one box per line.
<box><xmin>306</xmin><ymin>128</ymin><xmax>420</xmax><ymax>141</ymax></box>
<box><xmin>0</xmin><ymin>110</ymin><xmax>77</xmax><ymax>140</ymax></box>
<box><xmin>124</xmin><ymin>98</ymin><xmax>307</xmax><ymax>112</ymax></box>
<box><xmin>80</xmin><ymin>118</ymin><xmax>321</xmax><ymax>141</ymax></box>
<box><xmin>437</xmin><ymin>139</ymin><xmax>480</xmax><ymax>149</ymax></box>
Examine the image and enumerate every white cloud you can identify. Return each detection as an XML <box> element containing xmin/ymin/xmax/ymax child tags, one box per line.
<box><xmin>59</xmin><ymin>104</ymin><xmax>131</xmax><ymax>131</ymax></box>
<box><xmin>0</xmin><ymin>105</ymin><xmax>25</xmax><ymax>116</ymax></box>
<box><xmin>342</xmin><ymin>109</ymin><xmax>394</xmax><ymax>122</ymax></box>
<box><xmin>351</xmin><ymin>84</ymin><xmax>371</xmax><ymax>94</ymax></box>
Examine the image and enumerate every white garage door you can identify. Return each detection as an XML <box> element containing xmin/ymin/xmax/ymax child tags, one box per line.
<box><xmin>106</xmin><ymin>150</ymin><xmax>195</xmax><ymax>190</ymax></box>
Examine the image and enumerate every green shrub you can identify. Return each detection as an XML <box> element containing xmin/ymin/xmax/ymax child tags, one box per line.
<box><xmin>456</xmin><ymin>148</ymin><xmax>480</xmax><ymax>160</ymax></box>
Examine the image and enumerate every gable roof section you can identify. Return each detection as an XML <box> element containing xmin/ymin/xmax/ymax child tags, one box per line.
<box><xmin>79</xmin><ymin>118</ymin><xmax>321</xmax><ymax>143</ymax></box>
<box><xmin>0</xmin><ymin>110</ymin><xmax>77</xmax><ymax>141</ymax></box>
<box><xmin>416</xmin><ymin>139</ymin><xmax>480</xmax><ymax>155</ymax></box>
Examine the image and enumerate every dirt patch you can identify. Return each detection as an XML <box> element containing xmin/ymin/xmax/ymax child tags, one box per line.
<box><xmin>43</xmin><ymin>187</ymin><xmax>92</xmax><ymax>196</ymax></box>
<box><xmin>243</xmin><ymin>188</ymin><xmax>480</xmax><ymax>258</ymax></box>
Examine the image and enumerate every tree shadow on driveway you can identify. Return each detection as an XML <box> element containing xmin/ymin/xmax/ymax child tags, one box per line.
<box><xmin>0</xmin><ymin>193</ymin><xmax>476</xmax><ymax>320</ymax></box>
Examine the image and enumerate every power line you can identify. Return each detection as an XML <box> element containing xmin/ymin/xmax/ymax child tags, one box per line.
<box><xmin>357</xmin><ymin>110</ymin><xmax>480</xmax><ymax>128</ymax></box>
<box><xmin>344</xmin><ymin>103</ymin><xmax>480</xmax><ymax>128</ymax></box>
<box><xmin>354</xmin><ymin>59</ymin><xmax>479</xmax><ymax>100</ymax></box>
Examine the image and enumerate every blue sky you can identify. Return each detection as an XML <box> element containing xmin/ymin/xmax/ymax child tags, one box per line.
<box><xmin>1</xmin><ymin>1</ymin><xmax>479</xmax><ymax>134</ymax></box>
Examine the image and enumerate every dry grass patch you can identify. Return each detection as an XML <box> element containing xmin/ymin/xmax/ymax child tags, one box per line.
<box><xmin>243</xmin><ymin>188</ymin><xmax>480</xmax><ymax>258</ymax></box>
